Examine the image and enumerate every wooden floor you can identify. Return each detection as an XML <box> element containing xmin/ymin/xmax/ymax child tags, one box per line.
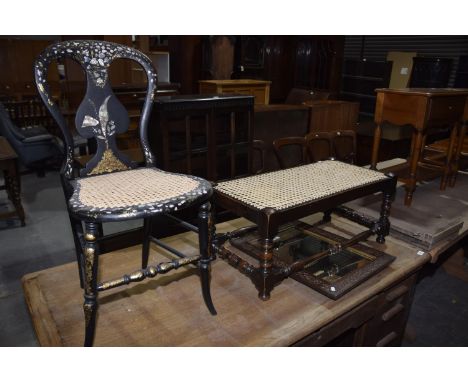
<box><xmin>22</xmin><ymin>217</ymin><xmax>431</xmax><ymax>346</ymax></box>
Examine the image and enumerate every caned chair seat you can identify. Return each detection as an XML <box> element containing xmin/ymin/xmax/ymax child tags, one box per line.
<box><xmin>69</xmin><ymin>167</ymin><xmax>212</xmax><ymax>221</ymax></box>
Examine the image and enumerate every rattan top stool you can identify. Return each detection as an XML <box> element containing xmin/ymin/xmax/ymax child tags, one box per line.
<box><xmin>213</xmin><ymin>160</ymin><xmax>397</xmax><ymax>300</ymax></box>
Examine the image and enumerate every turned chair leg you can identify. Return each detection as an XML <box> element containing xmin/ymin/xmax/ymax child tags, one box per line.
<box><xmin>83</xmin><ymin>221</ymin><xmax>100</xmax><ymax>347</ymax></box>
<box><xmin>69</xmin><ymin>215</ymin><xmax>85</xmax><ymax>289</ymax></box>
<box><xmin>142</xmin><ymin>217</ymin><xmax>152</xmax><ymax>269</ymax></box>
<box><xmin>198</xmin><ymin>202</ymin><xmax>217</xmax><ymax>315</ymax></box>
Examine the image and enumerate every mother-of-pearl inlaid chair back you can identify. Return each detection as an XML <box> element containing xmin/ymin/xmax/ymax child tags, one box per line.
<box><xmin>34</xmin><ymin>40</ymin><xmax>158</xmax><ymax>178</ymax></box>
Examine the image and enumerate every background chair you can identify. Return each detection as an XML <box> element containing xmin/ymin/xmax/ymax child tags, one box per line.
<box><xmin>273</xmin><ymin>131</ymin><xmax>355</xmax><ymax>169</ymax></box>
<box><xmin>424</xmin><ymin>124</ymin><xmax>468</xmax><ymax>187</ymax></box>
<box><xmin>0</xmin><ymin>103</ymin><xmax>62</xmax><ymax>173</ymax></box>
<box><xmin>272</xmin><ymin>136</ymin><xmax>308</xmax><ymax>169</ymax></box>
<box><xmin>305</xmin><ymin>132</ymin><xmax>334</xmax><ymax>163</ymax></box>
<box><xmin>330</xmin><ymin>130</ymin><xmax>357</xmax><ymax>164</ymax></box>
<box><xmin>34</xmin><ymin>40</ymin><xmax>216</xmax><ymax>346</ymax></box>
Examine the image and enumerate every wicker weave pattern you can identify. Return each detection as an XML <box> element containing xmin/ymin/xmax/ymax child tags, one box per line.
<box><xmin>215</xmin><ymin>160</ymin><xmax>388</xmax><ymax>211</ymax></box>
<box><xmin>71</xmin><ymin>168</ymin><xmax>202</xmax><ymax>210</ymax></box>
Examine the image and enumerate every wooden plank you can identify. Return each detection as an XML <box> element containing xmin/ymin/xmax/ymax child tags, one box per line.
<box><xmin>22</xmin><ymin>218</ymin><xmax>430</xmax><ymax>346</ymax></box>
<box><xmin>21</xmin><ymin>275</ymin><xmax>62</xmax><ymax>346</ymax></box>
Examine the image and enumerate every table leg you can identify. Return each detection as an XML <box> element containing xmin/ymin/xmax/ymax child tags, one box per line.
<box><xmin>370</xmin><ymin>124</ymin><xmax>382</xmax><ymax>170</ymax></box>
<box><xmin>405</xmin><ymin>129</ymin><xmax>424</xmax><ymax>206</ymax></box>
<box><xmin>440</xmin><ymin>122</ymin><xmax>458</xmax><ymax>190</ymax></box>
<box><xmin>2</xmin><ymin>169</ymin><xmax>11</xmax><ymax>200</ymax></box>
<box><xmin>409</xmin><ymin>130</ymin><xmax>416</xmax><ymax>159</ymax></box>
<box><xmin>450</xmin><ymin>121</ymin><xmax>467</xmax><ymax>187</ymax></box>
<box><xmin>4</xmin><ymin>160</ymin><xmax>25</xmax><ymax>226</ymax></box>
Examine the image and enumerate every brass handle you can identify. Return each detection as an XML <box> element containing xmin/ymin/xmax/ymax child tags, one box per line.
<box><xmin>376</xmin><ymin>331</ymin><xmax>398</xmax><ymax>346</ymax></box>
<box><xmin>382</xmin><ymin>303</ymin><xmax>405</xmax><ymax>321</ymax></box>
<box><xmin>386</xmin><ymin>285</ymin><xmax>409</xmax><ymax>302</ymax></box>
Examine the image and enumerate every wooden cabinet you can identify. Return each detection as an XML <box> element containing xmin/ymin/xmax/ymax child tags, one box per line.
<box><xmin>305</xmin><ymin>100</ymin><xmax>359</xmax><ymax>133</ymax></box>
<box><xmin>148</xmin><ymin>94</ymin><xmax>254</xmax><ymax>181</ymax></box>
<box><xmin>0</xmin><ymin>38</ymin><xmax>60</xmax><ymax>99</ymax></box>
<box><xmin>235</xmin><ymin>36</ymin><xmax>344</xmax><ymax>103</ymax></box>
<box><xmin>409</xmin><ymin>57</ymin><xmax>452</xmax><ymax>88</ymax></box>
<box><xmin>455</xmin><ymin>56</ymin><xmax>468</xmax><ymax>88</ymax></box>
<box><xmin>341</xmin><ymin>59</ymin><xmax>393</xmax><ymax>118</ymax></box>
<box><xmin>199</xmin><ymin>79</ymin><xmax>271</xmax><ymax>105</ymax></box>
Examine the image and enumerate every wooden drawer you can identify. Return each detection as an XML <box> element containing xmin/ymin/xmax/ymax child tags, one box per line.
<box><xmin>293</xmin><ymin>271</ymin><xmax>420</xmax><ymax>347</ymax></box>
<box><xmin>428</xmin><ymin>96</ymin><xmax>466</xmax><ymax>124</ymax></box>
<box><xmin>221</xmin><ymin>88</ymin><xmax>251</xmax><ymax>96</ymax></box>
<box><xmin>251</xmin><ymin>88</ymin><xmax>267</xmax><ymax>105</ymax></box>
<box><xmin>293</xmin><ymin>295</ymin><xmax>380</xmax><ymax>347</ymax></box>
<box><xmin>361</xmin><ymin>273</ymin><xmax>418</xmax><ymax>346</ymax></box>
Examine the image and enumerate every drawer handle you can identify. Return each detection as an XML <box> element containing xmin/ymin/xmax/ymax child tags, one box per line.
<box><xmin>376</xmin><ymin>331</ymin><xmax>398</xmax><ymax>346</ymax></box>
<box><xmin>382</xmin><ymin>303</ymin><xmax>405</xmax><ymax>321</ymax></box>
<box><xmin>386</xmin><ymin>285</ymin><xmax>409</xmax><ymax>302</ymax></box>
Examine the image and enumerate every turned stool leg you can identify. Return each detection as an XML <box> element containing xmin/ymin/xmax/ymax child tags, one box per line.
<box><xmin>198</xmin><ymin>202</ymin><xmax>217</xmax><ymax>315</ymax></box>
<box><xmin>377</xmin><ymin>190</ymin><xmax>393</xmax><ymax>244</ymax></box>
<box><xmin>83</xmin><ymin>221</ymin><xmax>100</xmax><ymax>347</ymax></box>
<box><xmin>322</xmin><ymin>209</ymin><xmax>332</xmax><ymax>223</ymax></box>
<box><xmin>258</xmin><ymin>237</ymin><xmax>275</xmax><ymax>301</ymax></box>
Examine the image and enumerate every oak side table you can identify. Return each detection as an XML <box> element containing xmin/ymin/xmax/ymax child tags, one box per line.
<box><xmin>371</xmin><ymin>88</ymin><xmax>468</xmax><ymax>206</ymax></box>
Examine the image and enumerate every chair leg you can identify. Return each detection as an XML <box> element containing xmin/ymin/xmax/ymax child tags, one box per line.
<box><xmin>69</xmin><ymin>215</ymin><xmax>85</xmax><ymax>289</ymax></box>
<box><xmin>83</xmin><ymin>221</ymin><xmax>100</xmax><ymax>347</ymax></box>
<box><xmin>97</xmin><ymin>222</ymin><xmax>104</xmax><ymax>238</ymax></box>
<box><xmin>142</xmin><ymin>217</ymin><xmax>152</xmax><ymax>269</ymax></box>
<box><xmin>198</xmin><ymin>202</ymin><xmax>217</xmax><ymax>315</ymax></box>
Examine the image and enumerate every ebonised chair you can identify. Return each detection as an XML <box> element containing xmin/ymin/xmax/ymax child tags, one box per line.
<box><xmin>34</xmin><ymin>40</ymin><xmax>217</xmax><ymax>346</ymax></box>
